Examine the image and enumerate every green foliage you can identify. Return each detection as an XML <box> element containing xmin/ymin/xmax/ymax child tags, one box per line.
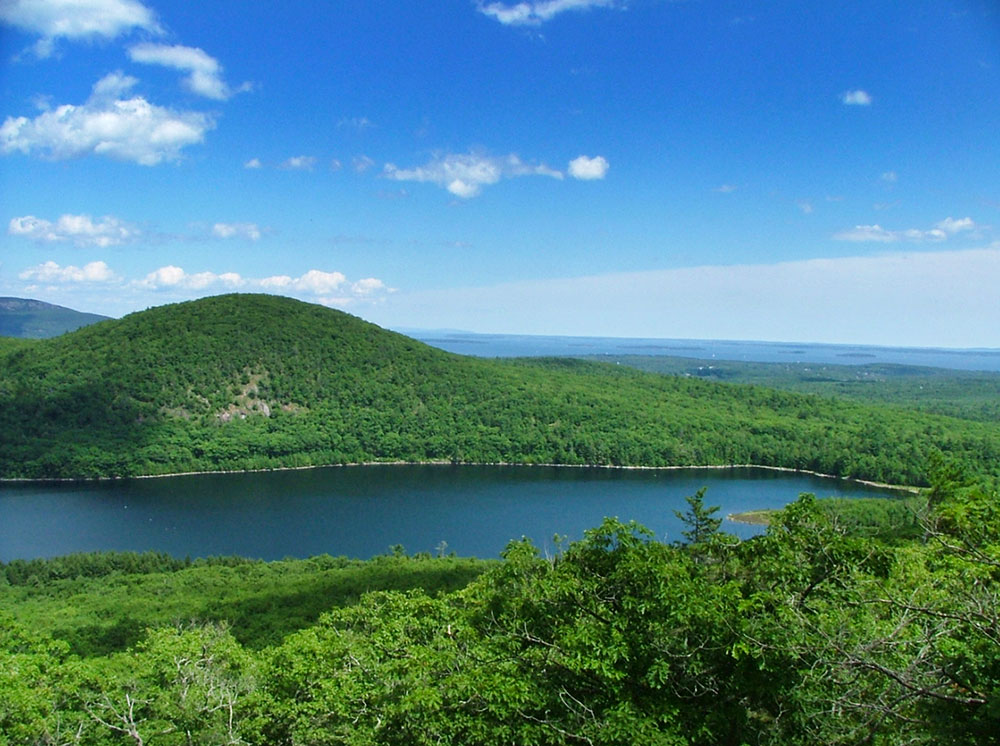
<box><xmin>0</xmin><ymin>552</ymin><xmax>490</xmax><ymax>656</ymax></box>
<box><xmin>2</xmin><ymin>294</ymin><xmax>999</xmax><ymax>485</ymax></box>
<box><xmin>590</xmin><ymin>353</ymin><xmax>1000</xmax><ymax>423</ymax></box>
<box><xmin>673</xmin><ymin>486</ymin><xmax>722</xmax><ymax>545</ymax></box>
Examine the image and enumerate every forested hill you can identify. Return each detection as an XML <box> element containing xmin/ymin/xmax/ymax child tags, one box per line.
<box><xmin>1</xmin><ymin>293</ymin><xmax>998</xmax><ymax>483</ymax></box>
<box><xmin>0</xmin><ymin>297</ymin><xmax>110</xmax><ymax>338</ymax></box>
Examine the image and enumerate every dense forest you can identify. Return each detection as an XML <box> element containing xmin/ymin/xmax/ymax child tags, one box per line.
<box><xmin>1</xmin><ymin>470</ymin><xmax>997</xmax><ymax>745</ymax></box>
<box><xmin>2</xmin><ymin>294</ymin><xmax>999</xmax><ymax>485</ymax></box>
<box><xmin>585</xmin><ymin>353</ymin><xmax>1000</xmax><ymax>423</ymax></box>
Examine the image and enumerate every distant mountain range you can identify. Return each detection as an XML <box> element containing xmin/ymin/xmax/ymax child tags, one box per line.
<box><xmin>0</xmin><ymin>298</ymin><xmax>109</xmax><ymax>339</ymax></box>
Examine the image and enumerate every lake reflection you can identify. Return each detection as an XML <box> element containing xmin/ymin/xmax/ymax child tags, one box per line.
<box><xmin>0</xmin><ymin>465</ymin><xmax>901</xmax><ymax>561</ymax></box>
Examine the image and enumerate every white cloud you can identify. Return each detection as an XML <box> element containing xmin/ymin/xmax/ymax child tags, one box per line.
<box><xmin>352</xmin><ymin>277</ymin><xmax>386</xmax><ymax>296</ymax></box>
<box><xmin>137</xmin><ymin>267</ymin><xmax>389</xmax><ymax>305</ymax></box>
<box><xmin>128</xmin><ymin>43</ymin><xmax>244</xmax><ymax>100</ymax></box>
<box><xmin>0</xmin><ymin>72</ymin><xmax>214</xmax><ymax>165</ymax></box>
<box><xmin>714</xmin><ymin>184</ymin><xmax>738</xmax><ymax>193</ymax></box>
<box><xmin>280</xmin><ymin>155</ymin><xmax>316</xmax><ymax>170</ymax></box>
<box><xmin>338</xmin><ymin>116</ymin><xmax>373</xmax><ymax>131</ymax></box>
<box><xmin>881</xmin><ymin>171</ymin><xmax>897</xmax><ymax>183</ymax></box>
<box><xmin>353</xmin><ymin>155</ymin><xmax>375</xmax><ymax>173</ymax></box>
<box><xmin>371</xmin><ymin>248</ymin><xmax>1000</xmax><ymax>347</ymax></box>
<box><xmin>212</xmin><ymin>222</ymin><xmax>261</xmax><ymax>240</ymax></box>
<box><xmin>140</xmin><ymin>265</ymin><xmax>244</xmax><ymax>290</ymax></box>
<box><xmin>833</xmin><ymin>217</ymin><xmax>981</xmax><ymax>243</ymax></box>
<box><xmin>477</xmin><ymin>0</ymin><xmax>616</xmax><ymax>26</ymax></box>
<box><xmin>796</xmin><ymin>201</ymin><xmax>814</xmax><ymax>215</ymax></box>
<box><xmin>244</xmin><ymin>157</ymin><xmax>262</xmax><ymax>169</ymax></box>
<box><xmin>936</xmin><ymin>216</ymin><xmax>976</xmax><ymax>234</ymax></box>
<box><xmin>567</xmin><ymin>154</ymin><xmax>609</xmax><ymax>180</ymax></box>
<box><xmin>330</xmin><ymin>158</ymin><xmax>342</xmax><ymax>171</ymax></box>
<box><xmin>9</xmin><ymin>213</ymin><xmax>139</xmax><ymax>247</ymax></box>
<box><xmin>841</xmin><ymin>89</ymin><xmax>873</xmax><ymax>105</ymax></box>
<box><xmin>19</xmin><ymin>260</ymin><xmax>117</xmax><ymax>283</ymax></box>
<box><xmin>833</xmin><ymin>224</ymin><xmax>939</xmax><ymax>242</ymax></box>
<box><xmin>0</xmin><ymin>0</ymin><xmax>160</xmax><ymax>57</ymax></box>
<box><xmin>384</xmin><ymin>151</ymin><xmax>563</xmax><ymax>198</ymax></box>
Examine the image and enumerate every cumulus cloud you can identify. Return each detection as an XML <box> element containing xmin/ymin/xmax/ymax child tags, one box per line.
<box><xmin>841</xmin><ymin>89</ymin><xmax>873</xmax><ymax>105</ymax></box>
<box><xmin>936</xmin><ymin>216</ymin><xmax>976</xmax><ymax>234</ymax></box>
<box><xmin>0</xmin><ymin>72</ymin><xmax>215</xmax><ymax>165</ymax></box>
<box><xmin>0</xmin><ymin>0</ymin><xmax>160</xmax><ymax>57</ymax></box>
<box><xmin>384</xmin><ymin>151</ymin><xmax>563</xmax><ymax>198</ymax></box>
<box><xmin>280</xmin><ymin>155</ymin><xmax>316</xmax><ymax>170</ymax></box>
<box><xmin>136</xmin><ymin>266</ymin><xmax>389</xmax><ymax>305</ymax></box>
<box><xmin>567</xmin><ymin>154</ymin><xmax>609</xmax><ymax>180</ymax></box>
<box><xmin>140</xmin><ymin>265</ymin><xmax>244</xmax><ymax>290</ymax></box>
<box><xmin>477</xmin><ymin>0</ymin><xmax>616</xmax><ymax>26</ymax></box>
<box><xmin>129</xmin><ymin>43</ymin><xmax>246</xmax><ymax>100</ymax></box>
<box><xmin>19</xmin><ymin>260</ymin><xmax>117</xmax><ymax>283</ymax></box>
<box><xmin>833</xmin><ymin>217</ymin><xmax>978</xmax><ymax>243</ymax></box>
<box><xmin>9</xmin><ymin>213</ymin><xmax>139</xmax><ymax>247</ymax></box>
<box><xmin>212</xmin><ymin>222</ymin><xmax>261</xmax><ymax>240</ymax></box>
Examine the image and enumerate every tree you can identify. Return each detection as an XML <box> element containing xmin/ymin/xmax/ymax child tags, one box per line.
<box><xmin>674</xmin><ymin>487</ymin><xmax>722</xmax><ymax>545</ymax></box>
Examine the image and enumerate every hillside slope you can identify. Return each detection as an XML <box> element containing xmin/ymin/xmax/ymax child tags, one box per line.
<box><xmin>0</xmin><ymin>297</ymin><xmax>110</xmax><ymax>338</ymax></box>
<box><xmin>1</xmin><ymin>294</ymin><xmax>997</xmax><ymax>483</ymax></box>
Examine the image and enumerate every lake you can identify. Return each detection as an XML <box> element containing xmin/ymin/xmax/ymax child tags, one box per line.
<box><xmin>0</xmin><ymin>465</ymin><xmax>903</xmax><ymax>562</ymax></box>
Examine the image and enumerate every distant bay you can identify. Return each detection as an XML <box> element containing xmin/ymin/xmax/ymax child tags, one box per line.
<box><xmin>406</xmin><ymin>331</ymin><xmax>1000</xmax><ymax>372</ymax></box>
<box><xmin>0</xmin><ymin>465</ymin><xmax>902</xmax><ymax>562</ymax></box>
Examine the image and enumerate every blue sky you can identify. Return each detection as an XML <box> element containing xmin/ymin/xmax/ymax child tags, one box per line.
<box><xmin>1</xmin><ymin>0</ymin><xmax>998</xmax><ymax>346</ymax></box>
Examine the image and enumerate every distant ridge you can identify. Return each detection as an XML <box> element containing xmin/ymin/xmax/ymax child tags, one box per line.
<box><xmin>0</xmin><ymin>297</ymin><xmax>110</xmax><ymax>339</ymax></box>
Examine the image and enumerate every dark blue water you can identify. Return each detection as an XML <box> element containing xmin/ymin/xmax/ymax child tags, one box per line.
<box><xmin>406</xmin><ymin>331</ymin><xmax>1000</xmax><ymax>372</ymax></box>
<box><xmin>0</xmin><ymin>465</ymin><xmax>902</xmax><ymax>562</ymax></box>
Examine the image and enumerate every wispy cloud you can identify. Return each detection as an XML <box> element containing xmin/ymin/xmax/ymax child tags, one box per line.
<box><xmin>0</xmin><ymin>0</ymin><xmax>161</xmax><ymax>57</ymax></box>
<box><xmin>211</xmin><ymin>222</ymin><xmax>262</xmax><ymax>241</ymax></box>
<box><xmin>129</xmin><ymin>43</ymin><xmax>248</xmax><ymax>100</ymax></box>
<box><xmin>833</xmin><ymin>217</ymin><xmax>978</xmax><ymax>243</ymax></box>
<box><xmin>9</xmin><ymin>213</ymin><xmax>140</xmax><ymax>247</ymax></box>
<box><xmin>0</xmin><ymin>72</ymin><xmax>214</xmax><ymax>165</ymax></box>
<box><xmin>477</xmin><ymin>0</ymin><xmax>616</xmax><ymax>26</ymax></box>
<box><xmin>797</xmin><ymin>201</ymin><xmax>814</xmax><ymax>215</ymax></box>
<box><xmin>338</xmin><ymin>116</ymin><xmax>374</xmax><ymax>131</ymax></box>
<box><xmin>841</xmin><ymin>89</ymin><xmax>873</xmax><ymax>106</ymax></box>
<box><xmin>352</xmin><ymin>155</ymin><xmax>375</xmax><ymax>173</ymax></box>
<box><xmin>373</xmin><ymin>248</ymin><xmax>1000</xmax><ymax>347</ymax></box>
<box><xmin>280</xmin><ymin>155</ymin><xmax>316</xmax><ymax>170</ymax></box>
<box><xmin>567</xmin><ymin>154</ymin><xmax>609</xmax><ymax>180</ymax></box>
<box><xmin>384</xmin><ymin>151</ymin><xmax>562</xmax><ymax>198</ymax></box>
<box><xmin>244</xmin><ymin>157</ymin><xmax>262</xmax><ymax>169</ymax></box>
<box><xmin>881</xmin><ymin>171</ymin><xmax>897</xmax><ymax>183</ymax></box>
<box><xmin>714</xmin><ymin>184</ymin><xmax>738</xmax><ymax>194</ymax></box>
<box><xmin>19</xmin><ymin>260</ymin><xmax>118</xmax><ymax>284</ymax></box>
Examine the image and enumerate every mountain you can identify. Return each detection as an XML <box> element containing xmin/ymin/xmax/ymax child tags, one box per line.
<box><xmin>1</xmin><ymin>293</ymin><xmax>997</xmax><ymax>482</ymax></box>
<box><xmin>0</xmin><ymin>297</ymin><xmax>110</xmax><ymax>339</ymax></box>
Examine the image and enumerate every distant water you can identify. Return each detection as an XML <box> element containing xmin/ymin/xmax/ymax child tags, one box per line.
<box><xmin>0</xmin><ymin>466</ymin><xmax>901</xmax><ymax>562</ymax></box>
<box><xmin>407</xmin><ymin>332</ymin><xmax>1000</xmax><ymax>372</ymax></box>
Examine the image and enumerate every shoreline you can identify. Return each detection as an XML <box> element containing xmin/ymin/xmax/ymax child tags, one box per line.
<box><xmin>0</xmin><ymin>460</ymin><xmax>921</xmax><ymax>494</ymax></box>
